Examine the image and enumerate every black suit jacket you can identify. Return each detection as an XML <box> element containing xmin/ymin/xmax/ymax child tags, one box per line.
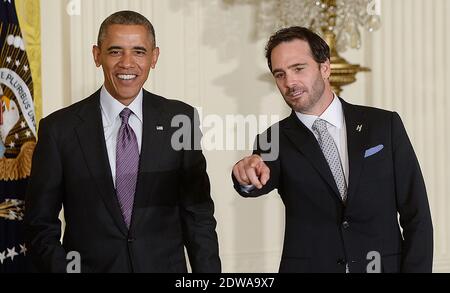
<box><xmin>233</xmin><ymin>99</ymin><xmax>433</xmax><ymax>273</ymax></box>
<box><xmin>25</xmin><ymin>89</ymin><xmax>221</xmax><ymax>273</ymax></box>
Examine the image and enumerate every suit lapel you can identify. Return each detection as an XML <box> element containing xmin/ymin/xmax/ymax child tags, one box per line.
<box><xmin>341</xmin><ymin>99</ymin><xmax>369</xmax><ymax>205</ymax></box>
<box><xmin>283</xmin><ymin>111</ymin><xmax>342</xmax><ymax>200</ymax></box>
<box><xmin>130</xmin><ymin>90</ymin><xmax>166</xmax><ymax>231</ymax></box>
<box><xmin>74</xmin><ymin>90</ymin><xmax>128</xmax><ymax>236</ymax></box>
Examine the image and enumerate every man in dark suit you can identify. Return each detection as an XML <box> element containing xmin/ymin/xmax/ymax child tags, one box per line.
<box><xmin>25</xmin><ymin>11</ymin><xmax>221</xmax><ymax>273</ymax></box>
<box><xmin>232</xmin><ymin>27</ymin><xmax>433</xmax><ymax>273</ymax></box>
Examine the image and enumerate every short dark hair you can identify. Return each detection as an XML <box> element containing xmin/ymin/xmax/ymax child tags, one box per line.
<box><xmin>97</xmin><ymin>10</ymin><xmax>156</xmax><ymax>47</ymax></box>
<box><xmin>265</xmin><ymin>26</ymin><xmax>330</xmax><ymax>71</ymax></box>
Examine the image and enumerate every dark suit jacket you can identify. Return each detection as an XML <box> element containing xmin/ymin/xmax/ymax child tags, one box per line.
<box><xmin>25</xmin><ymin>89</ymin><xmax>221</xmax><ymax>273</ymax></box>
<box><xmin>233</xmin><ymin>99</ymin><xmax>433</xmax><ymax>273</ymax></box>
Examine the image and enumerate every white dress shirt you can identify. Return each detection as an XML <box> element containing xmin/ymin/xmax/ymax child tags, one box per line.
<box><xmin>240</xmin><ymin>94</ymin><xmax>349</xmax><ymax>193</ymax></box>
<box><xmin>296</xmin><ymin>94</ymin><xmax>349</xmax><ymax>185</ymax></box>
<box><xmin>100</xmin><ymin>86</ymin><xmax>143</xmax><ymax>187</ymax></box>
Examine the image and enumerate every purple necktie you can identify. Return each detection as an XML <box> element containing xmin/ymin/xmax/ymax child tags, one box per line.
<box><xmin>116</xmin><ymin>108</ymin><xmax>139</xmax><ymax>228</ymax></box>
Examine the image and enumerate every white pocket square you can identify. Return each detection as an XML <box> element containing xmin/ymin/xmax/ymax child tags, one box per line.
<box><xmin>364</xmin><ymin>144</ymin><xmax>384</xmax><ymax>158</ymax></box>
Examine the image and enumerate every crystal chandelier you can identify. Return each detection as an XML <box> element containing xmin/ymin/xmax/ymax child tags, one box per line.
<box><xmin>225</xmin><ymin>0</ymin><xmax>382</xmax><ymax>94</ymax></box>
<box><xmin>253</xmin><ymin>0</ymin><xmax>381</xmax><ymax>53</ymax></box>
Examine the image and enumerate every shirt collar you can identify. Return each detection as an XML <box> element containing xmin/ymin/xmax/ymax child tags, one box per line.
<box><xmin>295</xmin><ymin>93</ymin><xmax>344</xmax><ymax>131</ymax></box>
<box><xmin>100</xmin><ymin>86</ymin><xmax>143</xmax><ymax>126</ymax></box>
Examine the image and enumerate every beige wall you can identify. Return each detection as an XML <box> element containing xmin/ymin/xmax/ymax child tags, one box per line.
<box><xmin>40</xmin><ymin>0</ymin><xmax>450</xmax><ymax>272</ymax></box>
<box><xmin>366</xmin><ymin>0</ymin><xmax>450</xmax><ymax>272</ymax></box>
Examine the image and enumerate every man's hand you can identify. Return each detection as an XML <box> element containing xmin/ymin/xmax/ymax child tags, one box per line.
<box><xmin>232</xmin><ymin>155</ymin><xmax>270</xmax><ymax>189</ymax></box>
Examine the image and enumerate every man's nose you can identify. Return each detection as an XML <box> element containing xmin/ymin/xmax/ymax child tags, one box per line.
<box><xmin>285</xmin><ymin>73</ymin><xmax>298</xmax><ymax>89</ymax></box>
<box><xmin>119</xmin><ymin>52</ymin><xmax>134</xmax><ymax>68</ymax></box>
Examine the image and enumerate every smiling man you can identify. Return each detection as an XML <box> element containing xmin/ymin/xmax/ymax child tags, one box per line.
<box><xmin>25</xmin><ymin>11</ymin><xmax>221</xmax><ymax>273</ymax></box>
<box><xmin>232</xmin><ymin>26</ymin><xmax>433</xmax><ymax>273</ymax></box>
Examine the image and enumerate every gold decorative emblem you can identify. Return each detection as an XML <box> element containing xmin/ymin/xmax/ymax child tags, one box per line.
<box><xmin>0</xmin><ymin>199</ymin><xmax>24</xmax><ymax>221</ymax></box>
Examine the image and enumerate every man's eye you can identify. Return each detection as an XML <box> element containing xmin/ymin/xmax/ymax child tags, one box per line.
<box><xmin>135</xmin><ymin>51</ymin><xmax>146</xmax><ymax>56</ymax></box>
<box><xmin>295</xmin><ymin>67</ymin><xmax>304</xmax><ymax>72</ymax></box>
<box><xmin>109</xmin><ymin>51</ymin><xmax>120</xmax><ymax>56</ymax></box>
<box><xmin>274</xmin><ymin>73</ymin><xmax>284</xmax><ymax>79</ymax></box>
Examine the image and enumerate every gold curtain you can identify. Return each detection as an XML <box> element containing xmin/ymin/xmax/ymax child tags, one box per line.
<box><xmin>15</xmin><ymin>0</ymin><xmax>42</xmax><ymax>123</ymax></box>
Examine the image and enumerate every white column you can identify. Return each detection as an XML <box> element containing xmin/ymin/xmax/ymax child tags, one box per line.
<box><xmin>367</xmin><ymin>0</ymin><xmax>450</xmax><ymax>272</ymax></box>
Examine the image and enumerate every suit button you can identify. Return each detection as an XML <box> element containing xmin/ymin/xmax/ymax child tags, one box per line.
<box><xmin>342</xmin><ymin>221</ymin><xmax>350</xmax><ymax>229</ymax></box>
<box><xmin>337</xmin><ymin>259</ymin><xmax>346</xmax><ymax>265</ymax></box>
<box><xmin>127</xmin><ymin>238</ymin><xmax>135</xmax><ymax>243</ymax></box>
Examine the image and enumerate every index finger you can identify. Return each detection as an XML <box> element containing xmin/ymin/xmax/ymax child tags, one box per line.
<box><xmin>245</xmin><ymin>166</ymin><xmax>263</xmax><ymax>189</ymax></box>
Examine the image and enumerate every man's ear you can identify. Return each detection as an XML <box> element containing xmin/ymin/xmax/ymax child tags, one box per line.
<box><xmin>150</xmin><ymin>47</ymin><xmax>160</xmax><ymax>69</ymax></box>
<box><xmin>92</xmin><ymin>45</ymin><xmax>101</xmax><ymax>67</ymax></box>
<box><xmin>320</xmin><ymin>59</ymin><xmax>331</xmax><ymax>80</ymax></box>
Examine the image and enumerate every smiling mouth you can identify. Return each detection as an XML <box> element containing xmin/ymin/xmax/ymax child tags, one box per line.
<box><xmin>287</xmin><ymin>89</ymin><xmax>306</xmax><ymax>99</ymax></box>
<box><xmin>116</xmin><ymin>74</ymin><xmax>137</xmax><ymax>81</ymax></box>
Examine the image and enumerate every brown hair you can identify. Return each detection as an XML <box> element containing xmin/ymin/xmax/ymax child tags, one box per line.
<box><xmin>265</xmin><ymin>26</ymin><xmax>330</xmax><ymax>71</ymax></box>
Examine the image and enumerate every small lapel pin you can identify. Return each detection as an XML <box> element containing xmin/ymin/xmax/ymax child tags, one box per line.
<box><xmin>356</xmin><ymin>124</ymin><xmax>363</xmax><ymax>132</ymax></box>
<box><xmin>156</xmin><ymin>126</ymin><xmax>164</xmax><ymax>131</ymax></box>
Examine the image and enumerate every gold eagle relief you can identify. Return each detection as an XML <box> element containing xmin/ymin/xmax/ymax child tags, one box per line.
<box><xmin>0</xmin><ymin>199</ymin><xmax>24</xmax><ymax>221</ymax></box>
